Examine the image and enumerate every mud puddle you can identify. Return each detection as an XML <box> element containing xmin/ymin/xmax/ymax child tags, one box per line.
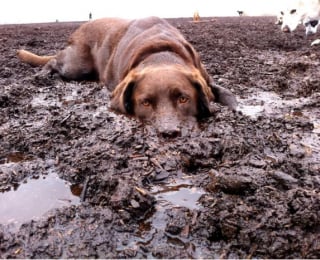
<box><xmin>238</xmin><ymin>91</ymin><xmax>320</xmax><ymax>132</ymax></box>
<box><xmin>238</xmin><ymin>91</ymin><xmax>320</xmax><ymax>163</ymax></box>
<box><xmin>151</xmin><ymin>178</ymin><xmax>205</xmax><ymax>210</ymax></box>
<box><xmin>30</xmin><ymin>83</ymin><xmax>92</xmax><ymax>108</ymax></box>
<box><xmin>0</xmin><ymin>170</ymin><xmax>80</xmax><ymax>232</ymax></box>
<box><xmin>117</xmin><ymin>177</ymin><xmax>205</xmax><ymax>257</ymax></box>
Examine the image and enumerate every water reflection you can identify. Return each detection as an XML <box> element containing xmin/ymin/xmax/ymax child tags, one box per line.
<box><xmin>153</xmin><ymin>184</ymin><xmax>205</xmax><ymax>210</ymax></box>
<box><xmin>0</xmin><ymin>171</ymin><xmax>80</xmax><ymax>231</ymax></box>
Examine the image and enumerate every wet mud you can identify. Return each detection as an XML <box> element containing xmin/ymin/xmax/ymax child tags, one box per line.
<box><xmin>0</xmin><ymin>16</ymin><xmax>319</xmax><ymax>258</ymax></box>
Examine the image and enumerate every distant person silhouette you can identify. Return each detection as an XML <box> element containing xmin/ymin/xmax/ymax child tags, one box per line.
<box><xmin>89</xmin><ymin>12</ymin><xmax>92</xmax><ymax>20</ymax></box>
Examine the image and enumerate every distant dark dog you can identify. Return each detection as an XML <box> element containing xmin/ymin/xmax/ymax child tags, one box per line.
<box><xmin>17</xmin><ymin>16</ymin><xmax>236</xmax><ymax>137</ymax></box>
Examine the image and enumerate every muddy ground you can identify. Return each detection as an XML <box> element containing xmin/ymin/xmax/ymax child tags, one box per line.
<box><xmin>0</xmin><ymin>16</ymin><xmax>319</xmax><ymax>258</ymax></box>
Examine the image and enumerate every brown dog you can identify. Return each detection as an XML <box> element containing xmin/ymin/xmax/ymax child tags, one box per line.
<box><xmin>17</xmin><ymin>16</ymin><xmax>236</xmax><ymax>137</ymax></box>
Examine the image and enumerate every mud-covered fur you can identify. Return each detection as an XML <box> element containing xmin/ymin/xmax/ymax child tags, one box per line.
<box><xmin>17</xmin><ymin>16</ymin><xmax>236</xmax><ymax>137</ymax></box>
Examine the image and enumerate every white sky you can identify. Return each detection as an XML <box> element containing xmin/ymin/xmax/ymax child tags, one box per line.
<box><xmin>0</xmin><ymin>0</ymin><xmax>289</xmax><ymax>24</ymax></box>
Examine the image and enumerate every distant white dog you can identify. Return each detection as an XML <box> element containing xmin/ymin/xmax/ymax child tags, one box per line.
<box><xmin>279</xmin><ymin>0</ymin><xmax>320</xmax><ymax>45</ymax></box>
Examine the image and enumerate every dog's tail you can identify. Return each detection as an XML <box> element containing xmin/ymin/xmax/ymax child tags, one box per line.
<box><xmin>17</xmin><ymin>49</ymin><xmax>55</xmax><ymax>66</ymax></box>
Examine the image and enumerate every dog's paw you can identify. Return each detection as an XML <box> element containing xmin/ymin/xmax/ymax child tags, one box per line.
<box><xmin>311</xmin><ymin>39</ymin><xmax>320</xmax><ymax>46</ymax></box>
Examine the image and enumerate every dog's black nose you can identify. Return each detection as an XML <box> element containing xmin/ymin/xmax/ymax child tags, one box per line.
<box><xmin>159</xmin><ymin>128</ymin><xmax>181</xmax><ymax>139</ymax></box>
<box><xmin>282</xmin><ymin>26</ymin><xmax>291</xmax><ymax>33</ymax></box>
<box><xmin>156</xmin><ymin>115</ymin><xmax>182</xmax><ymax>138</ymax></box>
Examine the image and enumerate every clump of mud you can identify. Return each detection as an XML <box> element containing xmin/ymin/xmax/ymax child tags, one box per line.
<box><xmin>0</xmin><ymin>17</ymin><xmax>319</xmax><ymax>258</ymax></box>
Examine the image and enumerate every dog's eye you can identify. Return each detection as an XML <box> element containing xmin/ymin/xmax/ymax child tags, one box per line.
<box><xmin>141</xmin><ymin>100</ymin><xmax>151</xmax><ymax>107</ymax></box>
<box><xmin>178</xmin><ymin>96</ymin><xmax>189</xmax><ymax>104</ymax></box>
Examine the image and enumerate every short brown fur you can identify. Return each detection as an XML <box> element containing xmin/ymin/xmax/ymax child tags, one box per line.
<box><xmin>17</xmin><ymin>16</ymin><xmax>236</xmax><ymax>137</ymax></box>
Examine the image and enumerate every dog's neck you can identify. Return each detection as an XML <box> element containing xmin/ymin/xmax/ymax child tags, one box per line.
<box><xmin>137</xmin><ymin>51</ymin><xmax>189</xmax><ymax>68</ymax></box>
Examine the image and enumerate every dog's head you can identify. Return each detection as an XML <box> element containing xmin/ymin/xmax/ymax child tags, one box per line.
<box><xmin>303</xmin><ymin>16</ymin><xmax>319</xmax><ymax>35</ymax></box>
<box><xmin>280</xmin><ymin>8</ymin><xmax>303</xmax><ymax>33</ymax></box>
<box><xmin>110</xmin><ymin>65</ymin><xmax>236</xmax><ymax>138</ymax></box>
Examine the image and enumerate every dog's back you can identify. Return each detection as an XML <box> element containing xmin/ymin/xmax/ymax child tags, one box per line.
<box><xmin>17</xmin><ymin>17</ymin><xmax>204</xmax><ymax>87</ymax></box>
<box><xmin>102</xmin><ymin>16</ymin><xmax>205</xmax><ymax>89</ymax></box>
<box><xmin>69</xmin><ymin>18</ymin><xmax>130</xmax><ymax>47</ymax></box>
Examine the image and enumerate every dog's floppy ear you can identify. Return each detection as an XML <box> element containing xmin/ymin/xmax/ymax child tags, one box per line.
<box><xmin>186</xmin><ymin>69</ymin><xmax>214</xmax><ymax>119</ymax></box>
<box><xmin>110</xmin><ymin>70</ymin><xmax>138</xmax><ymax>115</ymax></box>
<box><xmin>187</xmin><ymin>68</ymin><xmax>237</xmax><ymax>117</ymax></box>
<box><xmin>193</xmin><ymin>81</ymin><xmax>212</xmax><ymax>118</ymax></box>
<box><xmin>187</xmin><ymin>49</ymin><xmax>238</xmax><ymax>112</ymax></box>
<box><xmin>210</xmin><ymin>83</ymin><xmax>237</xmax><ymax>111</ymax></box>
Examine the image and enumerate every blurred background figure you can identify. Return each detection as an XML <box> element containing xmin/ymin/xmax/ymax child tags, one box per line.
<box><xmin>193</xmin><ymin>11</ymin><xmax>200</xmax><ymax>22</ymax></box>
